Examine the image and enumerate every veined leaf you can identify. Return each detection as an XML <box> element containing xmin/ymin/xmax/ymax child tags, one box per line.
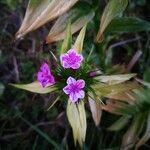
<box><xmin>105</xmin><ymin>91</ymin><xmax>136</xmax><ymax>102</ymax></box>
<box><xmin>16</xmin><ymin>0</ymin><xmax>79</xmax><ymax>38</ymax></box>
<box><xmin>94</xmin><ymin>74</ymin><xmax>136</xmax><ymax>85</ymax></box>
<box><xmin>67</xmin><ymin>100</ymin><xmax>86</xmax><ymax>147</ymax></box>
<box><xmin>96</xmin><ymin>0</ymin><xmax>128</xmax><ymax>42</ymax></box>
<box><xmin>47</xmin><ymin>94</ymin><xmax>61</xmax><ymax>111</ymax></box>
<box><xmin>106</xmin><ymin>17</ymin><xmax>150</xmax><ymax>34</ymax></box>
<box><xmin>102</xmin><ymin>99</ymin><xmax>127</xmax><ymax>115</ymax></box>
<box><xmin>10</xmin><ymin>81</ymin><xmax>57</xmax><ymax>94</ymax></box>
<box><xmin>121</xmin><ymin>114</ymin><xmax>146</xmax><ymax>150</ymax></box>
<box><xmin>108</xmin><ymin>116</ymin><xmax>130</xmax><ymax>131</ymax></box>
<box><xmin>88</xmin><ymin>95</ymin><xmax>102</xmax><ymax>126</ymax></box>
<box><xmin>46</xmin><ymin>2</ymin><xmax>94</xmax><ymax>43</ymax></box>
<box><xmin>73</xmin><ymin>24</ymin><xmax>87</xmax><ymax>53</ymax></box>
<box><xmin>93</xmin><ymin>82</ymin><xmax>139</xmax><ymax>97</ymax></box>
<box><xmin>136</xmin><ymin>111</ymin><xmax>150</xmax><ymax>150</ymax></box>
<box><xmin>77</xmin><ymin>100</ymin><xmax>87</xmax><ymax>145</ymax></box>
<box><xmin>60</xmin><ymin>21</ymin><xmax>72</xmax><ymax>54</ymax></box>
<box><xmin>136</xmin><ymin>78</ymin><xmax>150</xmax><ymax>88</ymax></box>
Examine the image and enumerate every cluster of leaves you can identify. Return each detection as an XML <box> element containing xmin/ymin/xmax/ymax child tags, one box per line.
<box><xmin>0</xmin><ymin>0</ymin><xmax>150</xmax><ymax>149</ymax></box>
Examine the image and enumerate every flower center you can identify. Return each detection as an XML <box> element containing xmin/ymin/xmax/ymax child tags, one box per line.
<box><xmin>67</xmin><ymin>56</ymin><xmax>78</xmax><ymax>65</ymax></box>
<box><xmin>70</xmin><ymin>83</ymin><xmax>80</xmax><ymax>93</ymax></box>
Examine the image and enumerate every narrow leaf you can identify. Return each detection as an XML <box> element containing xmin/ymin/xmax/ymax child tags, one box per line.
<box><xmin>108</xmin><ymin>116</ymin><xmax>130</xmax><ymax>131</ymax></box>
<box><xmin>67</xmin><ymin>100</ymin><xmax>86</xmax><ymax>147</ymax></box>
<box><xmin>96</xmin><ymin>0</ymin><xmax>128</xmax><ymax>42</ymax></box>
<box><xmin>10</xmin><ymin>81</ymin><xmax>57</xmax><ymax>94</ymax></box>
<box><xmin>88</xmin><ymin>96</ymin><xmax>102</xmax><ymax>126</ymax></box>
<box><xmin>93</xmin><ymin>82</ymin><xmax>139</xmax><ymax>97</ymax></box>
<box><xmin>0</xmin><ymin>83</ymin><xmax>5</xmax><ymax>97</ymax></box>
<box><xmin>19</xmin><ymin>115</ymin><xmax>60</xmax><ymax>149</ymax></box>
<box><xmin>105</xmin><ymin>91</ymin><xmax>136</xmax><ymax>102</ymax></box>
<box><xmin>121</xmin><ymin>114</ymin><xmax>146</xmax><ymax>150</ymax></box>
<box><xmin>60</xmin><ymin>21</ymin><xmax>72</xmax><ymax>54</ymax></box>
<box><xmin>95</xmin><ymin>74</ymin><xmax>136</xmax><ymax>85</ymax></box>
<box><xmin>47</xmin><ymin>94</ymin><xmax>61</xmax><ymax>111</ymax></box>
<box><xmin>77</xmin><ymin>100</ymin><xmax>87</xmax><ymax>145</ymax></box>
<box><xmin>106</xmin><ymin>17</ymin><xmax>150</xmax><ymax>34</ymax></box>
<box><xmin>16</xmin><ymin>0</ymin><xmax>79</xmax><ymax>38</ymax></box>
<box><xmin>136</xmin><ymin>111</ymin><xmax>150</xmax><ymax>150</ymax></box>
<box><xmin>46</xmin><ymin>3</ymin><xmax>94</xmax><ymax>43</ymax></box>
<box><xmin>73</xmin><ymin>25</ymin><xmax>87</xmax><ymax>53</ymax></box>
<box><xmin>102</xmin><ymin>99</ymin><xmax>127</xmax><ymax>115</ymax></box>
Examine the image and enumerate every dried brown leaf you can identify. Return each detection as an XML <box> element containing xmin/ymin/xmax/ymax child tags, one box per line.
<box><xmin>16</xmin><ymin>0</ymin><xmax>79</xmax><ymax>38</ymax></box>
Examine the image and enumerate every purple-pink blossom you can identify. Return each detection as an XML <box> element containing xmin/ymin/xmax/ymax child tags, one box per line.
<box><xmin>37</xmin><ymin>63</ymin><xmax>55</xmax><ymax>87</ymax></box>
<box><xmin>63</xmin><ymin>76</ymin><xmax>85</xmax><ymax>102</ymax></box>
<box><xmin>60</xmin><ymin>49</ymin><xmax>83</xmax><ymax>69</ymax></box>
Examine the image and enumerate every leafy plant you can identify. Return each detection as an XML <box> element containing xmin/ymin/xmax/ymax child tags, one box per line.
<box><xmin>11</xmin><ymin>24</ymin><xmax>138</xmax><ymax>147</ymax></box>
<box><xmin>105</xmin><ymin>88</ymin><xmax>150</xmax><ymax>149</ymax></box>
<box><xmin>4</xmin><ymin>0</ymin><xmax>149</xmax><ymax>149</ymax></box>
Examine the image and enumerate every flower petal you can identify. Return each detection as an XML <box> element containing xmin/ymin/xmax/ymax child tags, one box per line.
<box><xmin>67</xmin><ymin>76</ymin><xmax>76</xmax><ymax>84</ymax></box>
<box><xmin>67</xmin><ymin>49</ymin><xmax>77</xmax><ymax>55</ymax></box>
<box><xmin>76</xmin><ymin>79</ymin><xmax>85</xmax><ymax>88</ymax></box>
<box><xmin>69</xmin><ymin>92</ymin><xmax>78</xmax><ymax>102</ymax></box>
<box><xmin>60</xmin><ymin>54</ymin><xmax>66</xmax><ymax>62</ymax></box>
<box><xmin>63</xmin><ymin>85</ymin><xmax>70</xmax><ymax>94</ymax></box>
<box><xmin>63</xmin><ymin>62</ymin><xmax>70</xmax><ymax>68</ymax></box>
<box><xmin>49</xmin><ymin>75</ymin><xmax>55</xmax><ymax>84</ymax></box>
<box><xmin>79</xmin><ymin>54</ymin><xmax>83</xmax><ymax>62</ymax></box>
<box><xmin>71</xmin><ymin>63</ymin><xmax>80</xmax><ymax>69</ymax></box>
<box><xmin>76</xmin><ymin>90</ymin><xmax>85</xmax><ymax>99</ymax></box>
<box><xmin>41</xmin><ymin>63</ymin><xmax>51</xmax><ymax>73</ymax></box>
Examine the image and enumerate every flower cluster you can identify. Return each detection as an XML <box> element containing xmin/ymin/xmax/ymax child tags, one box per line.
<box><xmin>37</xmin><ymin>49</ymin><xmax>85</xmax><ymax>103</ymax></box>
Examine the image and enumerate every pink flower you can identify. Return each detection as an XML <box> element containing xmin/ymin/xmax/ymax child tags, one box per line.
<box><xmin>37</xmin><ymin>63</ymin><xmax>55</xmax><ymax>87</ymax></box>
<box><xmin>63</xmin><ymin>77</ymin><xmax>85</xmax><ymax>102</ymax></box>
<box><xmin>60</xmin><ymin>49</ymin><xmax>83</xmax><ymax>69</ymax></box>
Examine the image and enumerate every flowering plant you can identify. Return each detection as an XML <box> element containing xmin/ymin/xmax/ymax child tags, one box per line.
<box><xmin>11</xmin><ymin>25</ymin><xmax>138</xmax><ymax>147</ymax></box>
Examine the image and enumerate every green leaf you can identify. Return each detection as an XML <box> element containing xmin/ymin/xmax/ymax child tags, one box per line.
<box><xmin>46</xmin><ymin>2</ymin><xmax>94</xmax><ymax>43</ymax></box>
<box><xmin>1</xmin><ymin>0</ymin><xmax>19</xmax><ymax>10</ymax></box>
<box><xmin>136</xmin><ymin>111</ymin><xmax>150</xmax><ymax>149</ymax></box>
<box><xmin>10</xmin><ymin>81</ymin><xmax>57</xmax><ymax>94</ymax></box>
<box><xmin>114</xmin><ymin>89</ymin><xmax>150</xmax><ymax>115</ymax></box>
<box><xmin>60</xmin><ymin>21</ymin><xmax>72</xmax><ymax>54</ymax></box>
<box><xmin>108</xmin><ymin>116</ymin><xmax>130</xmax><ymax>131</ymax></box>
<box><xmin>94</xmin><ymin>74</ymin><xmax>136</xmax><ymax>85</ymax></box>
<box><xmin>67</xmin><ymin>100</ymin><xmax>86</xmax><ymax>147</ymax></box>
<box><xmin>0</xmin><ymin>83</ymin><xmax>5</xmax><ymax>97</ymax></box>
<box><xmin>121</xmin><ymin>113</ymin><xmax>146</xmax><ymax>150</ymax></box>
<box><xmin>19</xmin><ymin>115</ymin><xmax>60</xmax><ymax>149</ymax></box>
<box><xmin>136</xmin><ymin>78</ymin><xmax>150</xmax><ymax>88</ymax></box>
<box><xmin>29</xmin><ymin>0</ymin><xmax>43</xmax><ymax>7</ymax></box>
<box><xmin>106</xmin><ymin>17</ymin><xmax>150</xmax><ymax>34</ymax></box>
<box><xmin>93</xmin><ymin>82</ymin><xmax>138</xmax><ymax>97</ymax></box>
<box><xmin>16</xmin><ymin>0</ymin><xmax>79</xmax><ymax>38</ymax></box>
<box><xmin>143</xmin><ymin>68</ymin><xmax>150</xmax><ymax>82</ymax></box>
<box><xmin>96</xmin><ymin>0</ymin><xmax>128</xmax><ymax>42</ymax></box>
<box><xmin>73</xmin><ymin>24</ymin><xmax>87</xmax><ymax>53</ymax></box>
<box><xmin>134</xmin><ymin>89</ymin><xmax>150</xmax><ymax>105</ymax></box>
